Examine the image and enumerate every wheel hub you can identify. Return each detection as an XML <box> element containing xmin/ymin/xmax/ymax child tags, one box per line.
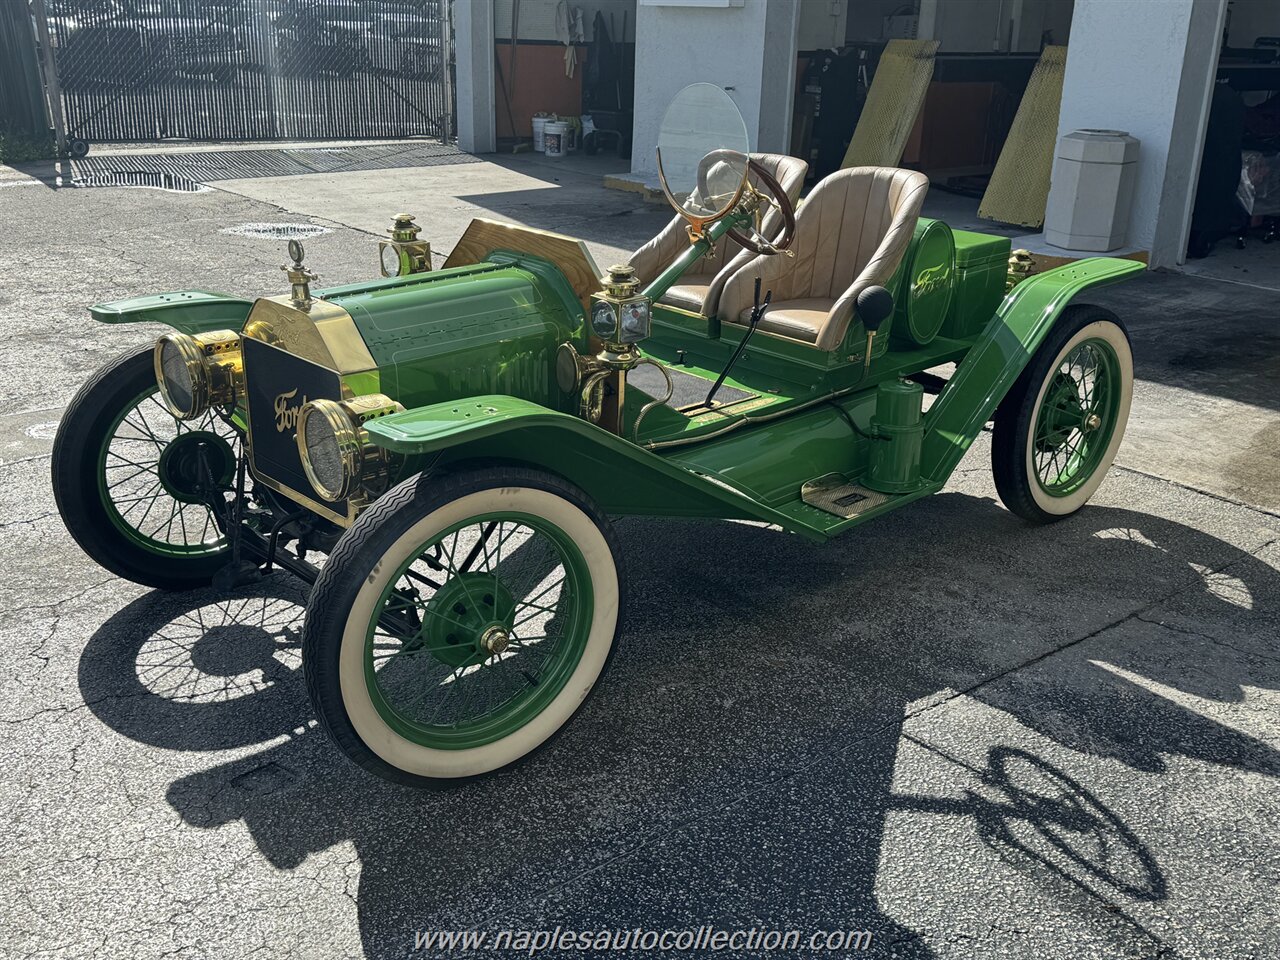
<box><xmin>157</xmin><ymin>431</ymin><xmax>235</xmax><ymax>504</ymax></box>
<box><xmin>480</xmin><ymin>625</ymin><xmax>512</xmax><ymax>655</ymax></box>
<box><xmin>421</xmin><ymin>573</ymin><xmax>516</xmax><ymax>668</ymax></box>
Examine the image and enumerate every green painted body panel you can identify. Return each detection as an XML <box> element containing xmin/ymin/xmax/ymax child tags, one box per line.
<box><xmin>892</xmin><ymin>218</ymin><xmax>955</xmax><ymax>347</ymax></box>
<box><xmin>363</xmin><ymin>253</ymin><xmax>1142</xmax><ymax>542</ymax></box>
<box><xmin>944</xmin><ymin>231</ymin><xmax>1012</xmax><ymax>340</ymax></box>
<box><xmin>326</xmin><ymin>256</ymin><xmax>584</xmax><ymax>413</ymax></box>
<box><xmin>920</xmin><ymin>256</ymin><xmax>1145</xmax><ymax>484</ymax></box>
<box><xmin>365</xmin><ymin>395</ymin><xmax>822</xmax><ymax>533</ymax></box>
<box><xmin>89</xmin><ymin>290</ymin><xmax>254</xmax><ymax>332</ymax></box>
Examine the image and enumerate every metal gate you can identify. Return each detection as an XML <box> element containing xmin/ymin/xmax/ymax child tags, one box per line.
<box><xmin>40</xmin><ymin>0</ymin><xmax>452</xmax><ymax>144</ymax></box>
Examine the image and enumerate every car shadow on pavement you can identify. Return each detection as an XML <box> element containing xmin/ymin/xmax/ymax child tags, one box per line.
<box><xmin>79</xmin><ymin>494</ymin><xmax>1280</xmax><ymax>957</ymax></box>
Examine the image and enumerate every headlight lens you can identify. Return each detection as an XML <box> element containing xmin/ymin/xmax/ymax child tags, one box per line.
<box><xmin>297</xmin><ymin>394</ymin><xmax>404</xmax><ymax>503</ymax></box>
<box><xmin>153</xmin><ymin>330</ymin><xmax>242</xmax><ymax>420</ymax></box>
<box><xmin>297</xmin><ymin>399</ymin><xmax>361</xmax><ymax>502</ymax></box>
<box><xmin>156</xmin><ymin>336</ymin><xmax>199</xmax><ymax>417</ymax></box>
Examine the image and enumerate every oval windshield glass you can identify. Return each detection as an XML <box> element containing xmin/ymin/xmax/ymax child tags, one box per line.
<box><xmin>656</xmin><ymin>83</ymin><xmax>750</xmax><ymax>221</ymax></box>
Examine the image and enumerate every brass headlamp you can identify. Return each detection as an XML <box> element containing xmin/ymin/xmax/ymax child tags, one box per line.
<box><xmin>378</xmin><ymin>213</ymin><xmax>432</xmax><ymax>277</ymax></box>
<box><xmin>154</xmin><ymin>329</ymin><xmax>243</xmax><ymax>420</ymax></box>
<box><xmin>296</xmin><ymin>393</ymin><xmax>404</xmax><ymax>503</ymax></box>
<box><xmin>560</xmin><ymin>263</ymin><xmax>666</xmax><ymax>435</ymax></box>
<box><xmin>589</xmin><ymin>263</ymin><xmax>652</xmax><ymax>350</ymax></box>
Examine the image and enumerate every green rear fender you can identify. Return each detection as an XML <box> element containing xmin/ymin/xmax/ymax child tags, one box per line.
<box><xmin>365</xmin><ymin>395</ymin><xmax>813</xmax><ymax>532</ymax></box>
<box><xmin>89</xmin><ymin>290</ymin><xmax>255</xmax><ymax>333</ymax></box>
<box><xmin>921</xmin><ymin>256</ymin><xmax>1144</xmax><ymax>484</ymax></box>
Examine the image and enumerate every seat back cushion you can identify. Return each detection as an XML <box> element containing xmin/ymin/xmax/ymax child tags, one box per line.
<box><xmin>716</xmin><ymin>167</ymin><xmax>928</xmax><ymax>349</ymax></box>
<box><xmin>630</xmin><ymin>152</ymin><xmax>809</xmax><ymax>302</ymax></box>
<box><xmin>778</xmin><ymin>166</ymin><xmax>928</xmax><ymax>302</ymax></box>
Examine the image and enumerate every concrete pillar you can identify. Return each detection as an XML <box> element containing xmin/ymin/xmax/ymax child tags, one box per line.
<box><xmin>1052</xmin><ymin>0</ymin><xmax>1227</xmax><ymax>267</ymax></box>
<box><xmin>455</xmin><ymin>0</ymin><xmax>496</xmax><ymax>154</ymax></box>
<box><xmin>630</xmin><ymin>0</ymin><xmax>800</xmax><ymax>179</ymax></box>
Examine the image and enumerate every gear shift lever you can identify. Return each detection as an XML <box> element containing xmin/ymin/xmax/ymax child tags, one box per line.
<box><xmin>856</xmin><ymin>286</ymin><xmax>894</xmax><ymax>373</ymax></box>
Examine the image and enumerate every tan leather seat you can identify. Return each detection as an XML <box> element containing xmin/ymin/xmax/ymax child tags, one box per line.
<box><xmin>718</xmin><ymin>167</ymin><xmax>929</xmax><ymax>351</ymax></box>
<box><xmin>630</xmin><ymin>153</ymin><xmax>809</xmax><ymax>317</ymax></box>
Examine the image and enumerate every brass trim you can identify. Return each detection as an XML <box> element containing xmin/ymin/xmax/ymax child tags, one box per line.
<box><xmin>297</xmin><ymin>393</ymin><xmax>405</xmax><ymax>503</ymax></box>
<box><xmin>238</xmin><ymin>326</ymin><xmax>368</xmax><ymax>529</ymax></box>
<box><xmin>252</xmin><ymin>469</ymin><xmax>357</xmax><ymax>528</ymax></box>
<box><xmin>154</xmin><ymin>329</ymin><xmax>243</xmax><ymax>420</ymax></box>
<box><xmin>379</xmin><ymin>213</ymin><xmax>433</xmax><ymax>276</ymax></box>
<box><xmin>655</xmin><ymin>303</ymin><xmax>708</xmax><ymax>321</ymax></box>
<box><xmin>297</xmin><ymin>399</ymin><xmax>363</xmax><ymax>502</ymax></box>
<box><xmin>655</xmin><ymin>145</ymin><xmax>750</xmax><ymax>243</ymax></box>
<box><xmin>241</xmin><ymin>296</ymin><xmax>378</xmax><ymax>378</ymax></box>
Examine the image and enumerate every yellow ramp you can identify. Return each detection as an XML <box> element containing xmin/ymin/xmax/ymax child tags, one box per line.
<box><xmin>842</xmin><ymin>39</ymin><xmax>940</xmax><ymax>169</ymax></box>
<box><xmin>979</xmin><ymin>45</ymin><xmax>1068</xmax><ymax>227</ymax></box>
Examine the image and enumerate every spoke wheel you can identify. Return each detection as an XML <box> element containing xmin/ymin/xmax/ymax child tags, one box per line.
<box><xmin>53</xmin><ymin>346</ymin><xmax>238</xmax><ymax>589</ymax></box>
<box><xmin>99</xmin><ymin>389</ymin><xmax>239</xmax><ymax>558</ymax></box>
<box><xmin>1030</xmin><ymin>340</ymin><xmax>1122</xmax><ymax>498</ymax></box>
<box><xmin>368</xmin><ymin>512</ymin><xmax>593</xmax><ymax>750</ymax></box>
<box><xmin>992</xmin><ymin>306</ymin><xmax>1133</xmax><ymax>523</ymax></box>
<box><xmin>303</xmin><ymin>467</ymin><xmax>622</xmax><ymax>787</ymax></box>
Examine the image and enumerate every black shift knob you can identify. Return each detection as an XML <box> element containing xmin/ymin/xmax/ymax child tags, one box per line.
<box><xmin>856</xmin><ymin>286</ymin><xmax>894</xmax><ymax>332</ymax></box>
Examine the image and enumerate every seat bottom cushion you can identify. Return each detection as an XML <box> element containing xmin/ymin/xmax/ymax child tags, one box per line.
<box><xmin>659</xmin><ymin>279</ymin><xmax>713</xmax><ymax>314</ymax></box>
<box><xmin>735</xmin><ymin>298</ymin><xmax>833</xmax><ymax>344</ymax></box>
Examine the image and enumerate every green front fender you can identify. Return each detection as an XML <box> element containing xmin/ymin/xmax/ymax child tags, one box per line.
<box><xmin>365</xmin><ymin>395</ymin><xmax>816</xmax><ymax>532</ymax></box>
<box><xmin>921</xmin><ymin>256</ymin><xmax>1144</xmax><ymax>484</ymax></box>
<box><xmin>89</xmin><ymin>290</ymin><xmax>255</xmax><ymax>333</ymax></box>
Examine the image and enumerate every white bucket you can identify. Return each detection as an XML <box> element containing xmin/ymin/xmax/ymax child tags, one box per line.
<box><xmin>544</xmin><ymin>121</ymin><xmax>569</xmax><ymax>159</ymax></box>
<box><xmin>532</xmin><ymin>115</ymin><xmax>551</xmax><ymax>152</ymax></box>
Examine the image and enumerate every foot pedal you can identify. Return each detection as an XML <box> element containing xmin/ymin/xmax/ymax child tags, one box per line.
<box><xmin>801</xmin><ymin>473</ymin><xmax>893</xmax><ymax>519</ymax></box>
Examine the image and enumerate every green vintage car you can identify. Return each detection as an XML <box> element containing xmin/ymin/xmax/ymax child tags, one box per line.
<box><xmin>52</xmin><ymin>85</ymin><xmax>1141</xmax><ymax>787</ymax></box>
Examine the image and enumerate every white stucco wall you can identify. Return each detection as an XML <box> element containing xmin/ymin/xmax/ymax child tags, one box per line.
<box><xmin>630</xmin><ymin>0</ymin><xmax>799</xmax><ymax>178</ymax></box>
<box><xmin>1053</xmin><ymin>0</ymin><xmax>1226</xmax><ymax>267</ymax></box>
<box><xmin>455</xmin><ymin>0</ymin><xmax>496</xmax><ymax>153</ymax></box>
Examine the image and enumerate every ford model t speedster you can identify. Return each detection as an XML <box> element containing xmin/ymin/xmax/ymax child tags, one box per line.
<box><xmin>53</xmin><ymin>85</ymin><xmax>1142</xmax><ymax>787</ymax></box>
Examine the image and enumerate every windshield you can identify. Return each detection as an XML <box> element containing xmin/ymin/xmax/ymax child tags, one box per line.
<box><xmin>656</xmin><ymin>83</ymin><xmax>750</xmax><ymax>222</ymax></box>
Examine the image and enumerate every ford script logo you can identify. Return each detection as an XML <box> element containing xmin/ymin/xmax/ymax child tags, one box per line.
<box><xmin>274</xmin><ymin>388</ymin><xmax>308</xmax><ymax>433</ymax></box>
<box><xmin>911</xmin><ymin>264</ymin><xmax>950</xmax><ymax>301</ymax></box>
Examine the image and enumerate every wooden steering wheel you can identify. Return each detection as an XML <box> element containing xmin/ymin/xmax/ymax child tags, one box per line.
<box><xmin>726</xmin><ymin>160</ymin><xmax>797</xmax><ymax>256</ymax></box>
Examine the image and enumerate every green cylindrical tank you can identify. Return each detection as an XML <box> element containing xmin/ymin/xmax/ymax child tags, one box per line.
<box><xmin>891</xmin><ymin>218</ymin><xmax>956</xmax><ymax>347</ymax></box>
<box><xmin>867</xmin><ymin>378</ymin><xmax>924</xmax><ymax>494</ymax></box>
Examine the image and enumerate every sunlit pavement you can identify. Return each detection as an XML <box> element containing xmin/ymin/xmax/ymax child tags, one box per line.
<box><xmin>1</xmin><ymin>152</ymin><xmax>1278</xmax><ymax>959</ymax></box>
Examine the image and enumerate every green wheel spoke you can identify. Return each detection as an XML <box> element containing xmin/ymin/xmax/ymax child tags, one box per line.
<box><xmin>364</xmin><ymin>512</ymin><xmax>594</xmax><ymax>751</ymax></box>
<box><xmin>1032</xmin><ymin>338</ymin><xmax>1122</xmax><ymax>498</ymax></box>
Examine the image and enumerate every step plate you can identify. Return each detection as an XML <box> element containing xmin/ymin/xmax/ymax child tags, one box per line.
<box><xmin>801</xmin><ymin>474</ymin><xmax>893</xmax><ymax>519</ymax></box>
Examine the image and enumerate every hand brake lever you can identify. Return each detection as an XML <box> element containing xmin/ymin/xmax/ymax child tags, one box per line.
<box><xmin>706</xmin><ymin>277</ymin><xmax>770</xmax><ymax>407</ymax></box>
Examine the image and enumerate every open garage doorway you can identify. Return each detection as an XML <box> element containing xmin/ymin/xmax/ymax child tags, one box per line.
<box><xmin>1181</xmin><ymin>0</ymin><xmax>1280</xmax><ymax>291</ymax></box>
<box><xmin>792</xmin><ymin>0</ymin><xmax>1074</xmax><ymax>239</ymax></box>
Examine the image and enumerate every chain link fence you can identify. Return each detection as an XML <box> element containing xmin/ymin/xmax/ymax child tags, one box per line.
<box><xmin>40</xmin><ymin>0</ymin><xmax>451</xmax><ymax>145</ymax></box>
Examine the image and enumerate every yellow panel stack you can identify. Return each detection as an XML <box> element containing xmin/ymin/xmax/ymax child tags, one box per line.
<box><xmin>841</xmin><ymin>39</ymin><xmax>940</xmax><ymax>170</ymax></box>
<box><xmin>978</xmin><ymin>45</ymin><xmax>1069</xmax><ymax>228</ymax></box>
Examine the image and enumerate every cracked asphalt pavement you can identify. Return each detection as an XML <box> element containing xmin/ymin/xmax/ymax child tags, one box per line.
<box><xmin>1</xmin><ymin>154</ymin><xmax>1278</xmax><ymax>959</ymax></box>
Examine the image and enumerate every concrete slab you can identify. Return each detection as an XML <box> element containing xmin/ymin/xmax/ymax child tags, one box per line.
<box><xmin>1</xmin><ymin>155</ymin><xmax>1278</xmax><ymax>960</ymax></box>
<box><xmin>1089</xmin><ymin>270</ymin><xmax>1280</xmax><ymax>515</ymax></box>
<box><xmin>212</xmin><ymin>151</ymin><xmax>672</xmax><ymax>270</ymax></box>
